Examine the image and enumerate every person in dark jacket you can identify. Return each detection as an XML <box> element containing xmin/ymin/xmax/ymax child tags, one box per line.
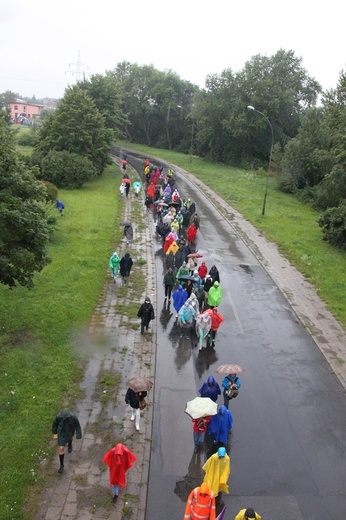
<box><xmin>163</xmin><ymin>267</ymin><xmax>175</xmax><ymax>301</ymax></box>
<box><xmin>137</xmin><ymin>297</ymin><xmax>155</xmax><ymax>334</ymax></box>
<box><xmin>123</xmin><ymin>223</ymin><xmax>133</xmax><ymax>246</ymax></box>
<box><xmin>209</xmin><ymin>265</ymin><xmax>220</xmax><ymax>283</ymax></box>
<box><xmin>52</xmin><ymin>408</ymin><xmax>82</xmax><ymax>473</ymax></box>
<box><xmin>199</xmin><ymin>375</ymin><xmax>221</xmax><ymax>402</ymax></box>
<box><xmin>55</xmin><ymin>199</ymin><xmax>64</xmax><ymax>216</ymax></box>
<box><xmin>119</xmin><ymin>253</ymin><xmax>133</xmax><ymax>284</ymax></box>
<box><xmin>165</xmin><ymin>251</ymin><xmax>175</xmax><ymax>273</ymax></box>
<box><xmin>125</xmin><ymin>388</ymin><xmax>147</xmax><ymax>431</ymax></box>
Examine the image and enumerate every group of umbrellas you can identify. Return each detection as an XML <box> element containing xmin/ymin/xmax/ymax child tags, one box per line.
<box><xmin>185</xmin><ymin>364</ymin><xmax>245</xmax><ymax>419</ymax></box>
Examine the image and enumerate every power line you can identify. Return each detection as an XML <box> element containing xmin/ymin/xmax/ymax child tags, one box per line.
<box><xmin>65</xmin><ymin>50</ymin><xmax>91</xmax><ymax>82</ymax></box>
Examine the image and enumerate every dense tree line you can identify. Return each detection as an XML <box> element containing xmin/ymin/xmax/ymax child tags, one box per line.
<box><xmin>1</xmin><ymin>48</ymin><xmax>345</xmax><ymax>289</ymax></box>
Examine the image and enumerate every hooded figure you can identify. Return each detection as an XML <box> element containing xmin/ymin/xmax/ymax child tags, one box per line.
<box><xmin>55</xmin><ymin>199</ymin><xmax>64</xmax><ymax>215</ymax></box>
<box><xmin>187</xmin><ymin>222</ymin><xmax>198</xmax><ymax>244</ymax></box>
<box><xmin>202</xmin><ymin>447</ymin><xmax>230</xmax><ymax>497</ymax></box>
<box><xmin>172</xmin><ymin>285</ymin><xmax>188</xmax><ymax>317</ymax></box>
<box><xmin>176</xmin><ymin>261</ymin><xmax>190</xmax><ymax>285</ymax></box>
<box><xmin>205</xmin><ymin>308</ymin><xmax>224</xmax><ymax>347</ymax></box>
<box><xmin>187</xmin><ymin>292</ymin><xmax>200</xmax><ymax>315</ymax></box>
<box><xmin>178</xmin><ymin>301</ymin><xmax>196</xmax><ymax>325</ymax></box>
<box><xmin>209</xmin><ymin>266</ymin><xmax>220</xmax><ymax>283</ymax></box>
<box><xmin>208</xmin><ymin>405</ymin><xmax>233</xmax><ymax>444</ymax></box>
<box><xmin>235</xmin><ymin>508</ymin><xmax>262</xmax><ymax>520</ymax></box>
<box><xmin>198</xmin><ymin>262</ymin><xmax>208</xmax><ymax>280</ymax></box>
<box><xmin>199</xmin><ymin>375</ymin><xmax>221</xmax><ymax>402</ymax></box>
<box><xmin>119</xmin><ymin>252</ymin><xmax>133</xmax><ymax>283</ymax></box>
<box><xmin>137</xmin><ymin>297</ymin><xmax>155</xmax><ymax>334</ymax></box>
<box><xmin>109</xmin><ymin>251</ymin><xmax>120</xmax><ymax>282</ymax></box>
<box><xmin>163</xmin><ymin>267</ymin><xmax>175</xmax><ymax>300</ymax></box>
<box><xmin>195</xmin><ymin>313</ymin><xmax>212</xmax><ymax>350</ymax></box>
<box><xmin>102</xmin><ymin>443</ymin><xmax>137</xmax><ymax>503</ymax></box>
<box><xmin>52</xmin><ymin>408</ymin><xmax>82</xmax><ymax>473</ymax></box>
<box><xmin>184</xmin><ymin>481</ymin><xmax>216</xmax><ymax>520</ymax></box>
<box><xmin>207</xmin><ymin>282</ymin><xmax>223</xmax><ymax>308</ymax></box>
<box><xmin>123</xmin><ymin>223</ymin><xmax>133</xmax><ymax>245</ymax></box>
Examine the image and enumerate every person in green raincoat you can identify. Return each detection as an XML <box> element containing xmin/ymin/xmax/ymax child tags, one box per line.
<box><xmin>109</xmin><ymin>251</ymin><xmax>120</xmax><ymax>283</ymax></box>
<box><xmin>176</xmin><ymin>261</ymin><xmax>190</xmax><ymax>286</ymax></box>
<box><xmin>52</xmin><ymin>408</ymin><xmax>82</xmax><ymax>473</ymax></box>
<box><xmin>206</xmin><ymin>281</ymin><xmax>223</xmax><ymax>309</ymax></box>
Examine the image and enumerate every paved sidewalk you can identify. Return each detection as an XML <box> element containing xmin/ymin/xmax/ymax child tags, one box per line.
<box><xmin>35</xmin><ymin>165</ymin><xmax>156</xmax><ymax>520</ymax></box>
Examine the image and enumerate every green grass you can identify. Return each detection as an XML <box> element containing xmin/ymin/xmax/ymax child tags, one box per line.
<box><xmin>117</xmin><ymin>140</ymin><xmax>346</xmax><ymax>329</ymax></box>
<box><xmin>0</xmin><ymin>164</ymin><xmax>122</xmax><ymax>520</ymax></box>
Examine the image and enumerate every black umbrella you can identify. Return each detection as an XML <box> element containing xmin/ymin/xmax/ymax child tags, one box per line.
<box><xmin>176</xmin><ymin>275</ymin><xmax>196</xmax><ymax>282</ymax></box>
<box><xmin>120</xmin><ymin>221</ymin><xmax>131</xmax><ymax>226</ymax></box>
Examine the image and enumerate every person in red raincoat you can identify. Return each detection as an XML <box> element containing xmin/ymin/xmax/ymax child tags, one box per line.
<box><xmin>184</xmin><ymin>481</ymin><xmax>216</xmax><ymax>520</ymax></box>
<box><xmin>205</xmin><ymin>307</ymin><xmax>224</xmax><ymax>347</ymax></box>
<box><xmin>164</xmin><ymin>233</ymin><xmax>175</xmax><ymax>253</ymax></box>
<box><xmin>198</xmin><ymin>262</ymin><xmax>208</xmax><ymax>281</ymax></box>
<box><xmin>102</xmin><ymin>443</ymin><xmax>137</xmax><ymax>503</ymax></box>
<box><xmin>187</xmin><ymin>222</ymin><xmax>197</xmax><ymax>244</ymax></box>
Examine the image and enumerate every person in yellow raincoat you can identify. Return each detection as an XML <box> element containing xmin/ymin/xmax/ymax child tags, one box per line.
<box><xmin>184</xmin><ymin>481</ymin><xmax>216</xmax><ymax>520</ymax></box>
<box><xmin>202</xmin><ymin>447</ymin><xmax>230</xmax><ymax>497</ymax></box>
<box><xmin>234</xmin><ymin>508</ymin><xmax>261</xmax><ymax>520</ymax></box>
<box><xmin>167</xmin><ymin>241</ymin><xmax>179</xmax><ymax>256</ymax></box>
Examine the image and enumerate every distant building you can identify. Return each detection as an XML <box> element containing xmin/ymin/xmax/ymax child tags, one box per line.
<box><xmin>7</xmin><ymin>99</ymin><xmax>45</xmax><ymax>123</ymax></box>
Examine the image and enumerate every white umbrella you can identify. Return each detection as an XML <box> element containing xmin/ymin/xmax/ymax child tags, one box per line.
<box><xmin>185</xmin><ymin>397</ymin><xmax>218</xmax><ymax>419</ymax></box>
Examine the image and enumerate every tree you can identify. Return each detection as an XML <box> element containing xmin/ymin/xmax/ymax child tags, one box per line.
<box><xmin>36</xmin><ymin>85</ymin><xmax>114</xmax><ymax>175</ymax></box>
<box><xmin>0</xmin><ymin>90</ymin><xmax>19</xmax><ymax>108</ymax></box>
<box><xmin>41</xmin><ymin>150</ymin><xmax>97</xmax><ymax>189</ymax></box>
<box><xmin>0</xmin><ymin>113</ymin><xmax>51</xmax><ymax>288</ymax></box>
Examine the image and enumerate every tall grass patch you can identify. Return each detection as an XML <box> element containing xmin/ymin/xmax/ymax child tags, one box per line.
<box><xmin>0</xmin><ymin>165</ymin><xmax>121</xmax><ymax>520</ymax></box>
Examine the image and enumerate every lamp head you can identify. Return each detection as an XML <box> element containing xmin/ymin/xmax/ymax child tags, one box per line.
<box><xmin>247</xmin><ymin>105</ymin><xmax>255</xmax><ymax>110</ymax></box>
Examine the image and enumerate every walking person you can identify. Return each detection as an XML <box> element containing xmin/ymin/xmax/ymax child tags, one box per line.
<box><xmin>55</xmin><ymin>199</ymin><xmax>65</xmax><ymax>216</ymax></box>
<box><xmin>123</xmin><ymin>223</ymin><xmax>133</xmax><ymax>246</ymax></box>
<box><xmin>234</xmin><ymin>508</ymin><xmax>262</xmax><ymax>520</ymax></box>
<box><xmin>52</xmin><ymin>408</ymin><xmax>82</xmax><ymax>474</ymax></box>
<box><xmin>125</xmin><ymin>387</ymin><xmax>147</xmax><ymax>431</ymax></box>
<box><xmin>119</xmin><ymin>252</ymin><xmax>133</xmax><ymax>284</ymax></box>
<box><xmin>176</xmin><ymin>261</ymin><xmax>190</xmax><ymax>285</ymax></box>
<box><xmin>102</xmin><ymin>443</ymin><xmax>137</xmax><ymax>504</ymax></box>
<box><xmin>184</xmin><ymin>481</ymin><xmax>216</xmax><ymax>520</ymax></box>
<box><xmin>172</xmin><ymin>284</ymin><xmax>188</xmax><ymax>319</ymax></box>
<box><xmin>109</xmin><ymin>251</ymin><xmax>120</xmax><ymax>283</ymax></box>
<box><xmin>205</xmin><ymin>307</ymin><xmax>224</xmax><ymax>347</ymax></box>
<box><xmin>196</xmin><ymin>313</ymin><xmax>212</xmax><ymax>350</ymax></box>
<box><xmin>137</xmin><ymin>297</ymin><xmax>155</xmax><ymax>334</ymax></box>
<box><xmin>178</xmin><ymin>301</ymin><xmax>197</xmax><ymax>337</ymax></box>
<box><xmin>206</xmin><ymin>281</ymin><xmax>223</xmax><ymax>310</ymax></box>
<box><xmin>208</xmin><ymin>405</ymin><xmax>233</xmax><ymax>447</ymax></box>
<box><xmin>192</xmin><ymin>415</ymin><xmax>212</xmax><ymax>454</ymax></box>
<box><xmin>163</xmin><ymin>267</ymin><xmax>175</xmax><ymax>301</ymax></box>
<box><xmin>209</xmin><ymin>265</ymin><xmax>220</xmax><ymax>284</ymax></box>
<box><xmin>202</xmin><ymin>447</ymin><xmax>230</xmax><ymax>498</ymax></box>
<box><xmin>222</xmin><ymin>372</ymin><xmax>241</xmax><ymax>409</ymax></box>
<box><xmin>199</xmin><ymin>375</ymin><xmax>221</xmax><ymax>402</ymax></box>
<box><xmin>198</xmin><ymin>261</ymin><xmax>208</xmax><ymax>282</ymax></box>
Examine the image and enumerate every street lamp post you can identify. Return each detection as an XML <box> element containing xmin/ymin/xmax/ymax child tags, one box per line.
<box><xmin>178</xmin><ymin>105</ymin><xmax>194</xmax><ymax>164</ymax></box>
<box><xmin>247</xmin><ymin>105</ymin><xmax>274</xmax><ymax>216</ymax></box>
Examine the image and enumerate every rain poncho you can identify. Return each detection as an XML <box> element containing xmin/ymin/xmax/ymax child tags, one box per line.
<box><xmin>171</xmin><ymin>219</ymin><xmax>180</xmax><ymax>234</ymax></box>
<box><xmin>234</xmin><ymin>509</ymin><xmax>261</xmax><ymax>520</ymax></box>
<box><xmin>208</xmin><ymin>405</ymin><xmax>233</xmax><ymax>444</ymax></box>
<box><xmin>207</xmin><ymin>282</ymin><xmax>223</xmax><ymax>307</ymax></box>
<box><xmin>202</xmin><ymin>450</ymin><xmax>230</xmax><ymax>497</ymax></box>
<box><xmin>187</xmin><ymin>222</ymin><xmax>197</xmax><ymax>243</ymax></box>
<box><xmin>195</xmin><ymin>313</ymin><xmax>211</xmax><ymax>348</ymax></box>
<box><xmin>109</xmin><ymin>252</ymin><xmax>120</xmax><ymax>276</ymax></box>
<box><xmin>52</xmin><ymin>408</ymin><xmax>82</xmax><ymax>447</ymax></box>
<box><xmin>205</xmin><ymin>308</ymin><xmax>224</xmax><ymax>331</ymax></box>
<box><xmin>172</xmin><ymin>285</ymin><xmax>188</xmax><ymax>312</ymax></box>
<box><xmin>102</xmin><ymin>443</ymin><xmax>137</xmax><ymax>487</ymax></box>
<box><xmin>199</xmin><ymin>375</ymin><xmax>221</xmax><ymax>402</ymax></box>
<box><xmin>178</xmin><ymin>302</ymin><xmax>196</xmax><ymax>324</ymax></box>
<box><xmin>184</xmin><ymin>481</ymin><xmax>216</xmax><ymax>520</ymax></box>
<box><xmin>187</xmin><ymin>293</ymin><xmax>200</xmax><ymax>315</ymax></box>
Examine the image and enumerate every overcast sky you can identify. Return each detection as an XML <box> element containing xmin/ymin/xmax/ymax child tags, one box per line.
<box><xmin>1</xmin><ymin>0</ymin><xmax>345</xmax><ymax>100</ymax></box>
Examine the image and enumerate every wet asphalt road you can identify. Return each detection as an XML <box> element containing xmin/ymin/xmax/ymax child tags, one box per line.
<box><xmin>120</xmin><ymin>152</ymin><xmax>346</xmax><ymax>519</ymax></box>
<box><xmin>115</xmin><ymin>152</ymin><xmax>346</xmax><ymax>520</ymax></box>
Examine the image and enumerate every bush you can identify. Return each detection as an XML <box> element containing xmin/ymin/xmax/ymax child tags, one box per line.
<box><xmin>318</xmin><ymin>201</ymin><xmax>346</xmax><ymax>249</ymax></box>
<box><xmin>40</xmin><ymin>150</ymin><xmax>97</xmax><ymax>189</ymax></box>
<box><xmin>41</xmin><ymin>180</ymin><xmax>58</xmax><ymax>201</ymax></box>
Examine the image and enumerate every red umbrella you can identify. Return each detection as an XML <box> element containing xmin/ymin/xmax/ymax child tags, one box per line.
<box><xmin>122</xmin><ymin>178</ymin><xmax>131</xmax><ymax>184</ymax></box>
<box><xmin>187</xmin><ymin>253</ymin><xmax>203</xmax><ymax>258</ymax></box>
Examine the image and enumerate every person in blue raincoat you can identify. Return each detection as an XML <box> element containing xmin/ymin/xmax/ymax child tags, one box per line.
<box><xmin>55</xmin><ymin>199</ymin><xmax>64</xmax><ymax>216</ymax></box>
<box><xmin>221</xmin><ymin>373</ymin><xmax>241</xmax><ymax>409</ymax></box>
<box><xmin>172</xmin><ymin>284</ymin><xmax>188</xmax><ymax>319</ymax></box>
<box><xmin>178</xmin><ymin>301</ymin><xmax>196</xmax><ymax>333</ymax></box>
<box><xmin>208</xmin><ymin>405</ymin><xmax>233</xmax><ymax>446</ymax></box>
<box><xmin>199</xmin><ymin>375</ymin><xmax>221</xmax><ymax>402</ymax></box>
